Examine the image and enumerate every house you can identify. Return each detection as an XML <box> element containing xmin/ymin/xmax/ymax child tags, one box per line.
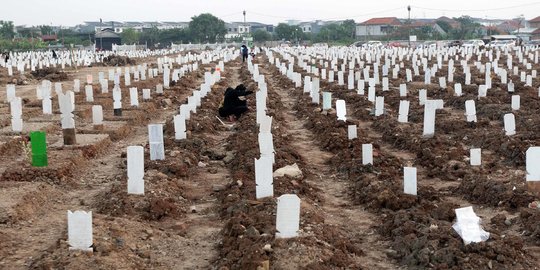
<box><xmin>298</xmin><ymin>20</ymin><xmax>341</xmax><ymax>34</ymax></box>
<box><xmin>435</xmin><ymin>16</ymin><xmax>460</xmax><ymax>29</ymax></box>
<box><xmin>532</xmin><ymin>28</ymin><xmax>540</xmax><ymax>40</ymax></box>
<box><xmin>225</xmin><ymin>22</ymin><xmax>274</xmax><ymax>39</ymax></box>
<box><xmin>497</xmin><ymin>20</ymin><xmax>521</xmax><ymax>34</ymax></box>
<box><xmin>75</xmin><ymin>21</ymin><xmax>189</xmax><ymax>34</ymax></box>
<box><xmin>513</xmin><ymin>26</ymin><xmax>537</xmax><ymax>41</ymax></box>
<box><xmin>409</xmin><ymin>20</ymin><xmax>447</xmax><ymax>35</ymax></box>
<box><xmin>225</xmin><ymin>22</ymin><xmax>250</xmax><ymax>39</ymax></box>
<box><xmin>94</xmin><ymin>29</ymin><xmax>121</xmax><ymax>51</ymax></box>
<box><xmin>41</xmin><ymin>35</ymin><xmax>57</xmax><ymax>42</ymax></box>
<box><xmin>529</xmin><ymin>16</ymin><xmax>540</xmax><ymax>29</ymax></box>
<box><xmin>356</xmin><ymin>17</ymin><xmax>402</xmax><ymax>38</ymax></box>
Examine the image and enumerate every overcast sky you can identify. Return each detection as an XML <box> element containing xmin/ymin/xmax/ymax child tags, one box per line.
<box><xmin>5</xmin><ymin>0</ymin><xmax>540</xmax><ymax>26</ymax></box>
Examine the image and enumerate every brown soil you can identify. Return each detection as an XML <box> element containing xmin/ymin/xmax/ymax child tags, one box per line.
<box><xmin>30</xmin><ymin>67</ymin><xmax>69</xmax><ymax>82</ymax></box>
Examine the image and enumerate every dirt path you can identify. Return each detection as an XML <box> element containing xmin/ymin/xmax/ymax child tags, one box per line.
<box><xmin>0</xmin><ymin>56</ymin><xmax>232</xmax><ymax>269</ymax></box>
<box><xmin>262</xmin><ymin>61</ymin><xmax>399</xmax><ymax>269</ymax></box>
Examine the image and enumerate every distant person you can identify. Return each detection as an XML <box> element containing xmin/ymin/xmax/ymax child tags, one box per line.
<box><xmin>219</xmin><ymin>84</ymin><xmax>253</xmax><ymax>121</ymax></box>
<box><xmin>3</xmin><ymin>52</ymin><xmax>9</xmax><ymax>64</ymax></box>
<box><xmin>52</xmin><ymin>50</ymin><xmax>58</xmax><ymax>59</ymax></box>
<box><xmin>241</xmin><ymin>45</ymin><xmax>249</xmax><ymax>62</ymax></box>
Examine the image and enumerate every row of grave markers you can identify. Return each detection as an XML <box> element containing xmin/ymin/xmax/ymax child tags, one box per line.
<box><xmin>67</xmin><ymin>49</ymin><xmax>233</xmax><ymax>251</ymax></box>
<box><xmin>249</xmin><ymin>56</ymin><xmax>301</xmax><ymax>239</ymax></box>
<box><xmin>268</xmin><ymin>46</ymin><xmax>540</xmax><ymax>244</ymax></box>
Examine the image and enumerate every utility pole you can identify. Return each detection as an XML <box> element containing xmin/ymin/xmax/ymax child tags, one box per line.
<box><xmin>407</xmin><ymin>5</ymin><xmax>411</xmax><ymax>48</ymax></box>
<box><xmin>243</xmin><ymin>10</ymin><xmax>247</xmax><ymax>38</ymax></box>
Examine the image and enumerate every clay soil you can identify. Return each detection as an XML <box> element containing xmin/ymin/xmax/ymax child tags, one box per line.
<box><xmin>0</xmin><ymin>46</ymin><xmax>539</xmax><ymax>270</ymax></box>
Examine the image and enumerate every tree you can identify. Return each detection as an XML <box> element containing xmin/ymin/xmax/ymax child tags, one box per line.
<box><xmin>189</xmin><ymin>13</ymin><xmax>227</xmax><ymax>43</ymax></box>
<box><xmin>275</xmin><ymin>23</ymin><xmax>304</xmax><ymax>41</ymax></box>
<box><xmin>121</xmin><ymin>28</ymin><xmax>140</xmax><ymax>44</ymax></box>
<box><xmin>252</xmin><ymin>29</ymin><xmax>272</xmax><ymax>42</ymax></box>
<box><xmin>436</xmin><ymin>20</ymin><xmax>452</xmax><ymax>34</ymax></box>
<box><xmin>341</xmin><ymin>20</ymin><xmax>356</xmax><ymax>40</ymax></box>
<box><xmin>39</xmin><ymin>25</ymin><xmax>53</xmax><ymax>35</ymax></box>
<box><xmin>450</xmin><ymin>16</ymin><xmax>482</xmax><ymax>40</ymax></box>
<box><xmin>139</xmin><ymin>26</ymin><xmax>160</xmax><ymax>47</ymax></box>
<box><xmin>0</xmin><ymin>21</ymin><xmax>15</xmax><ymax>39</ymax></box>
<box><xmin>312</xmin><ymin>20</ymin><xmax>356</xmax><ymax>44</ymax></box>
<box><xmin>158</xmin><ymin>28</ymin><xmax>192</xmax><ymax>44</ymax></box>
<box><xmin>275</xmin><ymin>23</ymin><xmax>293</xmax><ymax>40</ymax></box>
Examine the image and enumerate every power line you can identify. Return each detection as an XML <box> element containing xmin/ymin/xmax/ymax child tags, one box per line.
<box><xmin>247</xmin><ymin>7</ymin><xmax>407</xmax><ymax>22</ymax></box>
<box><xmin>411</xmin><ymin>2</ymin><xmax>540</xmax><ymax>13</ymax></box>
<box><xmin>323</xmin><ymin>6</ymin><xmax>407</xmax><ymax>21</ymax></box>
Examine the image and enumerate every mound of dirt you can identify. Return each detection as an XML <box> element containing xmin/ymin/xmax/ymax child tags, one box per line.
<box><xmin>102</xmin><ymin>55</ymin><xmax>136</xmax><ymax>66</ymax></box>
<box><xmin>30</xmin><ymin>67</ymin><xmax>68</xmax><ymax>82</ymax></box>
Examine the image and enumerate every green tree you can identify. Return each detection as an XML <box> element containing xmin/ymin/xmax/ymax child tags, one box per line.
<box><xmin>436</xmin><ymin>20</ymin><xmax>452</xmax><ymax>34</ymax></box>
<box><xmin>158</xmin><ymin>28</ymin><xmax>192</xmax><ymax>44</ymax></box>
<box><xmin>252</xmin><ymin>29</ymin><xmax>272</xmax><ymax>42</ymax></box>
<box><xmin>341</xmin><ymin>20</ymin><xmax>356</xmax><ymax>40</ymax></box>
<box><xmin>275</xmin><ymin>23</ymin><xmax>293</xmax><ymax>40</ymax></box>
<box><xmin>189</xmin><ymin>13</ymin><xmax>227</xmax><ymax>43</ymax></box>
<box><xmin>275</xmin><ymin>23</ymin><xmax>304</xmax><ymax>41</ymax></box>
<box><xmin>0</xmin><ymin>21</ymin><xmax>15</xmax><ymax>39</ymax></box>
<box><xmin>39</xmin><ymin>25</ymin><xmax>53</xmax><ymax>35</ymax></box>
<box><xmin>450</xmin><ymin>16</ymin><xmax>482</xmax><ymax>40</ymax></box>
<box><xmin>313</xmin><ymin>20</ymin><xmax>356</xmax><ymax>43</ymax></box>
<box><xmin>139</xmin><ymin>26</ymin><xmax>160</xmax><ymax>47</ymax></box>
<box><xmin>121</xmin><ymin>28</ymin><xmax>140</xmax><ymax>44</ymax></box>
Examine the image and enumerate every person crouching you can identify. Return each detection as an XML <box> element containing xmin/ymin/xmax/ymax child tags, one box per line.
<box><xmin>218</xmin><ymin>84</ymin><xmax>253</xmax><ymax>122</ymax></box>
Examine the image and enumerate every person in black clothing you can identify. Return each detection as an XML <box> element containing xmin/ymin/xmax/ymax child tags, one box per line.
<box><xmin>3</xmin><ymin>52</ymin><xmax>8</xmax><ymax>64</ymax></box>
<box><xmin>52</xmin><ymin>50</ymin><xmax>58</xmax><ymax>59</ymax></box>
<box><xmin>241</xmin><ymin>45</ymin><xmax>249</xmax><ymax>62</ymax></box>
<box><xmin>219</xmin><ymin>84</ymin><xmax>253</xmax><ymax>121</ymax></box>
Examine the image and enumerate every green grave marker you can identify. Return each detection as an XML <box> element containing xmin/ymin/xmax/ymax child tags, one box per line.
<box><xmin>30</xmin><ymin>131</ymin><xmax>47</xmax><ymax>167</ymax></box>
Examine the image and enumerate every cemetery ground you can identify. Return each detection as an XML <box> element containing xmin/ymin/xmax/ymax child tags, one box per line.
<box><xmin>1</xmin><ymin>45</ymin><xmax>540</xmax><ymax>270</ymax></box>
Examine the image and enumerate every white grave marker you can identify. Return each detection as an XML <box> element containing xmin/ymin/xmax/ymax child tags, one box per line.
<box><xmin>336</xmin><ymin>100</ymin><xmax>346</xmax><ymax>121</ymax></box>
<box><xmin>275</xmin><ymin>194</ymin><xmax>300</xmax><ymax>239</ymax></box>
<box><xmin>348</xmin><ymin>125</ymin><xmax>357</xmax><ymax>140</ymax></box>
<box><xmin>511</xmin><ymin>95</ymin><xmax>520</xmax><ymax>111</ymax></box>
<box><xmin>92</xmin><ymin>105</ymin><xmax>103</xmax><ymax>126</ymax></box>
<box><xmin>362</xmin><ymin>144</ymin><xmax>373</xmax><ymax>165</ymax></box>
<box><xmin>129</xmin><ymin>88</ymin><xmax>139</xmax><ymax>107</ymax></box>
<box><xmin>504</xmin><ymin>113</ymin><xmax>516</xmax><ymax>136</ymax></box>
<box><xmin>255</xmin><ymin>156</ymin><xmax>274</xmax><ymax>199</ymax></box>
<box><xmin>127</xmin><ymin>146</ymin><xmax>144</xmax><ymax>195</ymax></box>
<box><xmin>423</xmin><ymin>100</ymin><xmax>444</xmax><ymax>137</ymax></box>
<box><xmin>465</xmin><ymin>100</ymin><xmax>477</xmax><ymax>122</ymax></box>
<box><xmin>470</xmin><ymin>148</ymin><xmax>481</xmax><ymax>166</ymax></box>
<box><xmin>526</xmin><ymin>147</ymin><xmax>540</xmax><ymax>181</ymax></box>
<box><xmin>398</xmin><ymin>100</ymin><xmax>410</xmax><ymax>123</ymax></box>
<box><xmin>148</xmin><ymin>124</ymin><xmax>165</xmax><ymax>160</ymax></box>
<box><xmin>403</xmin><ymin>167</ymin><xmax>417</xmax><ymax>196</ymax></box>
<box><xmin>173</xmin><ymin>114</ymin><xmax>187</xmax><ymax>140</ymax></box>
<box><xmin>67</xmin><ymin>211</ymin><xmax>93</xmax><ymax>251</ymax></box>
<box><xmin>10</xmin><ymin>97</ymin><xmax>23</xmax><ymax>132</ymax></box>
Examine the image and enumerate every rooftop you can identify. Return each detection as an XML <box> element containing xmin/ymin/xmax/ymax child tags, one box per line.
<box><xmin>360</xmin><ymin>17</ymin><xmax>402</xmax><ymax>26</ymax></box>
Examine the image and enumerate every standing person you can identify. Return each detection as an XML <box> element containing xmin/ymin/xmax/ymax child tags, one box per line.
<box><xmin>218</xmin><ymin>84</ymin><xmax>253</xmax><ymax>121</ymax></box>
<box><xmin>52</xmin><ymin>50</ymin><xmax>58</xmax><ymax>59</ymax></box>
<box><xmin>241</xmin><ymin>45</ymin><xmax>249</xmax><ymax>62</ymax></box>
<box><xmin>3</xmin><ymin>52</ymin><xmax>9</xmax><ymax>64</ymax></box>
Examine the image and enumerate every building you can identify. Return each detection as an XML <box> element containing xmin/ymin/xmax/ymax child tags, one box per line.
<box><xmin>356</xmin><ymin>17</ymin><xmax>402</xmax><ymax>38</ymax></box>
<box><xmin>41</xmin><ymin>35</ymin><xmax>57</xmax><ymax>42</ymax></box>
<box><xmin>94</xmin><ymin>29</ymin><xmax>121</xmax><ymax>50</ymax></box>
<box><xmin>528</xmin><ymin>16</ymin><xmax>540</xmax><ymax>29</ymax></box>
<box><xmin>75</xmin><ymin>21</ymin><xmax>188</xmax><ymax>34</ymax></box>
<box><xmin>532</xmin><ymin>28</ymin><xmax>540</xmax><ymax>40</ymax></box>
<box><xmin>225</xmin><ymin>22</ymin><xmax>274</xmax><ymax>39</ymax></box>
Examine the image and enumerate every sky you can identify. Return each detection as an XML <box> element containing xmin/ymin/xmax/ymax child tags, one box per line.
<box><xmin>4</xmin><ymin>0</ymin><xmax>540</xmax><ymax>26</ymax></box>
